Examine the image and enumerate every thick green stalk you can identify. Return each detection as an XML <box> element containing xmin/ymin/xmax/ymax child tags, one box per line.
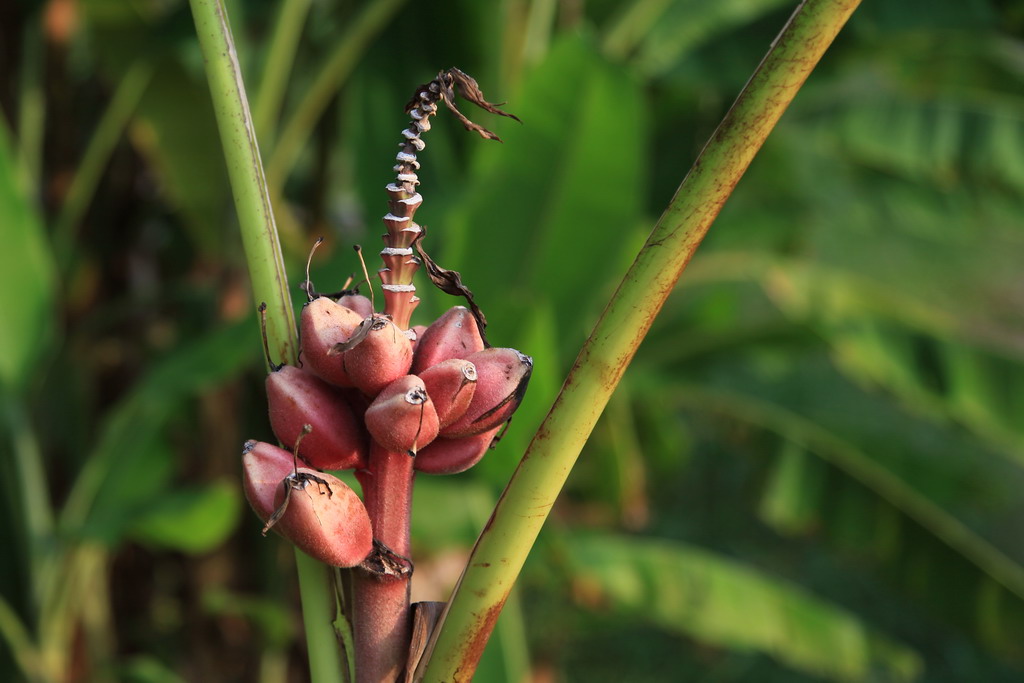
<box><xmin>0</xmin><ymin>595</ymin><xmax>39</xmax><ymax>681</ymax></box>
<box><xmin>1</xmin><ymin>398</ymin><xmax>52</xmax><ymax>627</ymax></box>
<box><xmin>417</xmin><ymin>1</ymin><xmax>862</xmax><ymax>680</ymax></box>
<box><xmin>190</xmin><ymin>0</ymin><xmax>296</xmax><ymax>365</ymax></box>
<box><xmin>295</xmin><ymin>550</ymin><xmax>349</xmax><ymax>682</ymax></box>
<box><xmin>189</xmin><ymin>2</ymin><xmax>338</xmax><ymax>681</ymax></box>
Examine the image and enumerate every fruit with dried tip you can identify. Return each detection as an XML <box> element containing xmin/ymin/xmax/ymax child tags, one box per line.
<box><xmin>265</xmin><ymin>365</ymin><xmax>366</xmax><ymax>470</ymax></box>
<box><xmin>242</xmin><ymin>441</ymin><xmax>373</xmax><ymax>567</ymax></box>
<box><xmin>364</xmin><ymin>375</ymin><xmax>439</xmax><ymax>454</ymax></box>
<box><xmin>300</xmin><ymin>297</ymin><xmax>364</xmax><ymax>386</ymax></box>
<box><xmin>440</xmin><ymin>348</ymin><xmax>532</xmax><ymax>438</ymax></box>
<box><xmin>338</xmin><ymin>316</ymin><xmax>414</xmax><ymax>396</ymax></box>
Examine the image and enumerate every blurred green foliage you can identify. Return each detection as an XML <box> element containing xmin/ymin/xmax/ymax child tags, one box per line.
<box><xmin>1</xmin><ymin>0</ymin><xmax>1023</xmax><ymax>680</ymax></box>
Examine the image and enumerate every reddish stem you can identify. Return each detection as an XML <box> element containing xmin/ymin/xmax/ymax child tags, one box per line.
<box><xmin>354</xmin><ymin>442</ymin><xmax>415</xmax><ymax>683</ymax></box>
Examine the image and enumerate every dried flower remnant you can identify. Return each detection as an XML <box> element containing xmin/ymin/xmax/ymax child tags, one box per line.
<box><xmin>382</xmin><ymin>68</ymin><xmax>519</xmax><ymax>332</ymax></box>
<box><xmin>405</xmin><ymin>67</ymin><xmax>521</xmax><ymax>142</ymax></box>
<box><xmin>413</xmin><ymin>231</ymin><xmax>489</xmax><ymax>343</ymax></box>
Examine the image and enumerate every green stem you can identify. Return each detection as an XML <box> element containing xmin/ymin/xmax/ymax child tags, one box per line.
<box><xmin>1</xmin><ymin>397</ymin><xmax>53</xmax><ymax>625</ymax></box>
<box><xmin>189</xmin><ymin>0</ymin><xmax>297</xmax><ymax>365</ymax></box>
<box><xmin>295</xmin><ymin>550</ymin><xmax>347</xmax><ymax>682</ymax></box>
<box><xmin>265</xmin><ymin>0</ymin><xmax>405</xmax><ymax>195</ymax></box>
<box><xmin>253</xmin><ymin>0</ymin><xmax>313</xmax><ymax>146</ymax></box>
<box><xmin>521</xmin><ymin>0</ymin><xmax>557</xmax><ymax>74</ymax></box>
<box><xmin>189</xmin><ymin>2</ymin><xmax>337</xmax><ymax>681</ymax></box>
<box><xmin>417</xmin><ymin>1</ymin><xmax>862</xmax><ymax>680</ymax></box>
<box><xmin>0</xmin><ymin>594</ymin><xmax>41</xmax><ymax>682</ymax></box>
<box><xmin>353</xmin><ymin>443</ymin><xmax>414</xmax><ymax>683</ymax></box>
<box><xmin>601</xmin><ymin>0</ymin><xmax>674</xmax><ymax>61</ymax></box>
<box><xmin>39</xmin><ymin>544</ymin><xmax>106</xmax><ymax>683</ymax></box>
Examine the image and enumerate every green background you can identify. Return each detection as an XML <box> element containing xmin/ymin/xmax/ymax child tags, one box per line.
<box><xmin>2</xmin><ymin>0</ymin><xmax>1023</xmax><ymax>680</ymax></box>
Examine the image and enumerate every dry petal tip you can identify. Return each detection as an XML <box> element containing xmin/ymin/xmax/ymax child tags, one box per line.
<box><xmin>359</xmin><ymin>538</ymin><xmax>413</xmax><ymax>578</ymax></box>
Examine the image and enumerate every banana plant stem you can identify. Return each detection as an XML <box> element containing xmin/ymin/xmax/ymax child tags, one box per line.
<box><xmin>294</xmin><ymin>549</ymin><xmax>348</xmax><ymax>682</ymax></box>
<box><xmin>353</xmin><ymin>443</ymin><xmax>415</xmax><ymax>683</ymax></box>
<box><xmin>417</xmin><ymin>1</ymin><xmax>862</xmax><ymax>680</ymax></box>
<box><xmin>189</xmin><ymin>2</ymin><xmax>340</xmax><ymax>681</ymax></box>
<box><xmin>189</xmin><ymin>0</ymin><xmax>297</xmax><ymax>366</ymax></box>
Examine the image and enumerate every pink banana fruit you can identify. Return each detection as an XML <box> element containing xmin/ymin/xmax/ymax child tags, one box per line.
<box><xmin>242</xmin><ymin>441</ymin><xmax>373</xmax><ymax>567</ymax></box>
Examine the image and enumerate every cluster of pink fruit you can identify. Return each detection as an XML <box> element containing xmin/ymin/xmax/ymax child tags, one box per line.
<box><xmin>241</xmin><ymin>296</ymin><xmax>532</xmax><ymax>568</ymax></box>
<box><xmin>239</xmin><ymin>66</ymin><xmax>525</xmax><ymax>682</ymax></box>
<box><xmin>240</xmin><ymin>66</ymin><xmax>529</xmax><ymax>591</ymax></box>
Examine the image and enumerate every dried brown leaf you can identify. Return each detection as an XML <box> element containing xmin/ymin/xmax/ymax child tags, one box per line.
<box><xmin>412</xmin><ymin>231</ymin><xmax>489</xmax><ymax>346</ymax></box>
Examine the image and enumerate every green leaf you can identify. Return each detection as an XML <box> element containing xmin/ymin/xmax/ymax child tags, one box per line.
<box><xmin>736</xmin><ymin>254</ymin><xmax>1024</xmax><ymax>465</ymax></box>
<box><xmin>442</xmin><ymin>33</ymin><xmax>647</xmax><ymax>355</ymax></box>
<box><xmin>62</xmin><ymin>318</ymin><xmax>259</xmax><ymax>537</ymax></box>
<box><xmin>118</xmin><ymin>655</ymin><xmax>187</xmax><ymax>683</ymax></box>
<box><xmin>819</xmin><ymin>93</ymin><xmax>1024</xmax><ymax>192</ymax></box>
<box><xmin>565</xmin><ymin>533</ymin><xmax>923</xmax><ymax>682</ymax></box>
<box><xmin>411</xmin><ymin>478</ymin><xmax>495</xmax><ymax>550</ymax></box>
<box><xmin>202</xmin><ymin>588</ymin><xmax>295</xmax><ymax>647</ymax></box>
<box><xmin>128</xmin><ymin>480</ymin><xmax>241</xmax><ymax>553</ymax></box>
<box><xmin>759</xmin><ymin>439</ymin><xmax>825</xmax><ymax>536</ymax></box>
<box><xmin>474</xmin><ymin>299</ymin><xmax>563</xmax><ymax>489</ymax></box>
<box><xmin>665</xmin><ymin>372</ymin><xmax>1024</xmax><ymax>603</ymax></box>
<box><xmin>571</xmin><ymin>382</ymin><xmax>652</xmax><ymax>527</ymax></box>
<box><xmin>81</xmin><ymin>2</ymin><xmax>231</xmax><ymax>257</ymax></box>
<box><xmin>129</xmin><ymin>59</ymin><xmax>230</xmax><ymax>257</ymax></box>
<box><xmin>830</xmin><ymin>325</ymin><xmax>1024</xmax><ymax>463</ymax></box>
<box><xmin>629</xmin><ymin>0</ymin><xmax>793</xmax><ymax>76</ymax></box>
<box><xmin>80</xmin><ymin>437</ymin><xmax>176</xmax><ymax>544</ymax></box>
<box><xmin>674</xmin><ymin>247</ymin><xmax>1024</xmax><ymax>464</ymax></box>
<box><xmin>0</xmin><ymin>127</ymin><xmax>56</xmax><ymax>393</ymax></box>
<box><xmin>853</xmin><ymin>0</ymin><xmax>996</xmax><ymax>32</ymax></box>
